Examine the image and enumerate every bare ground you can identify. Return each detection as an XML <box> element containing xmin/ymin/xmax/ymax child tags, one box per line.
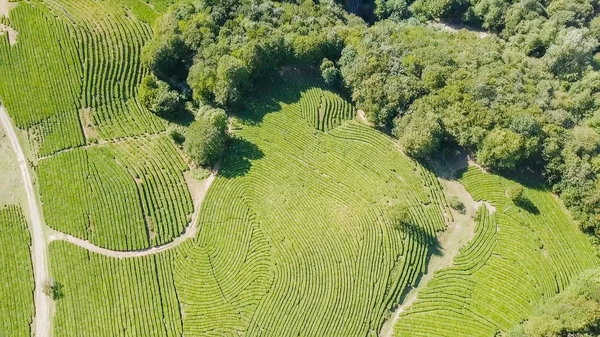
<box><xmin>0</xmin><ymin>0</ymin><xmax>17</xmax><ymax>18</ymax></box>
<box><xmin>430</xmin><ymin>21</ymin><xmax>489</xmax><ymax>39</ymax></box>
<box><xmin>380</xmin><ymin>176</ymin><xmax>481</xmax><ymax>337</ymax></box>
<box><xmin>0</xmin><ymin>106</ymin><xmax>51</xmax><ymax>337</ymax></box>
<box><xmin>79</xmin><ymin>108</ymin><xmax>100</xmax><ymax>143</ymax></box>
<box><xmin>380</xmin><ymin>151</ymin><xmax>495</xmax><ymax>337</ymax></box>
<box><xmin>0</xmin><ymin>124</ymin><xmax>24</xmax><ymax>207</ymax></box>
<box><xmin>357</xmin><ymin>109</ymin><xmax>369</xmax><ymax>124</ymax></box>
<box><xmin>0</xmin><ymin>23</ymin><xmax>17</xmax><ymax>45</ymax></box>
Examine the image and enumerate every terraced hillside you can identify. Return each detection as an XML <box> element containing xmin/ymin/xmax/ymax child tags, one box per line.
<box><xmin>0</xmin><ymin>0</ymin><xmax>171</xmax><ymax>156</ymax></box>
<box><xmin>393</xmin><ymin>168</ymin><xmax>600</xmax><ymax>337</ymax></box>
<box><xmin>49</xmin><ymin>241</ymin><xmax>182</xmax><ymax>337</ymax></box>
<box><xmin>0</xmin><ymin>205</ymin><xmax>33</xmax><ymax>337</ymax></box>
<box><xmin>38</xmin><ymin>135</ymin><xmax>193</xmax><ymax>251</ymax></box>
<box><xmin>0</xmin><ymin>0</ymin><xmax>195</xmax><ymax>250</ymax></box>
<box><xmin>49</xmin><ymin>73</ymin><xmax>451</xmax><ymax>337</ymax></box>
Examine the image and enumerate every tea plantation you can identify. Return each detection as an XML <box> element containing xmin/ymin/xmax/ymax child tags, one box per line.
<box><xmin>393</xmin><ymin>168</ymin><xmax>600</xmax><ymax>336</ymax></box>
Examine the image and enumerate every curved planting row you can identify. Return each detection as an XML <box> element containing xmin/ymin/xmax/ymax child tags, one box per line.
<box><xmin>394</xmin><ymin>168</ymin><xmax>600</xmax><ymax>337</ymax></box>
<box><xmin>0</xmin><ymin>0</ymin><xmax>168</xmax><ymax>157</ymax></box>
<box><xmin>110</xmin><ymin>135</ymin><xmax>193</xmax><ymax>246</ymax></box>
<box><xmin>48</xmin><ymin>74</ymin><xmax>449</xmax><ymax>337</ymax></box>
<box><xmin>49</xmin><ymin>241</ymin><xmax>183</xmax><ymax>337</ymax></box>
<box><xmin>38</xmin><ymin>136</ymin><xmax>193</xmax><ymax>250</ymax></box>
<box><xmin>173</xmin><ymin>74</ymin><xmax>447</xmax><ymax>337</ymax></box>
<box><xmin>42</xmin><ymin>0</ymin><xmax>166</xmax><ymax>140</ymax></box>
<box><xmin>287</xmin><ymin>73</ymin><xmax>354</xmax><ymax>132</ymax></box>
<box><xmin>0</xmin><ymin>205</ymin><xmax>33</xmax><ymax>337</ymax></box>
<box><xmin>39</xmin><ymin>147</ymin><xmax>148</xmax><ymax>250</ymax></box>
<box><xmin>0</xmin><ymin>3</ymin><xmax>84</xmax><ymax>155</ymax></box>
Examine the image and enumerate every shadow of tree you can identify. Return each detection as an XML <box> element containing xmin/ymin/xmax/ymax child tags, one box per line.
<box><xmin>236</xmin><ymin>67</ymin><xmax>323</xmax><ymax>126</ymax></box>
<box><xmin>515</xmin><ymin>197</ymin><xmax>540</xmax><ymax>215</ymax></box>
<box><xmin>218</xmin><ymin>137</ymin><xmax>264</xmax><ymax>179</ymax></box>
<box><xmin>400</xmin><ymin>221</ymin><xmax>443</xmax><ymax>257</ymax></box>
<box><xmin>162</xmin><ymin>105</ymin><xmax>195</xmax><ymax>127</ymax></box>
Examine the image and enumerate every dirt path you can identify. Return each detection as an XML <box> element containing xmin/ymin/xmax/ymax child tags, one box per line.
<box><xmin>0</xmin><ymin>106</ymin><xmax>51</xmax><ymax>337</ymax></box>
<box><xmin>0</xmin><ymin>0</ymin><xmax>17</xmax><ymax>18</ymax></box>
<box><xmin>0</xmin><ymin>23</ymin><xmax>17</xmax><ymax>45</ymax></box>
<box><xmin>380</xmin><ymin>178</ymin><xmax>484</xmax><ymax>337</ymax></box>
<box><xmin>48</xmin><ymin>166</ymin><xmax>217</xmax><ymax>258</ymax></box>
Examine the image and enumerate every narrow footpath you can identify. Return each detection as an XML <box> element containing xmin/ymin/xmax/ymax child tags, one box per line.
<box><xmin>379</xmin><ymin>177</ymin><xmax>492</xmax><ymax>337</ymax></box>
<box><xmin>0</xmin><ymin>106</ymin><xmax>51</xmax><ymax>337</ymax></box>
<box><xmin>47</xmin><ymin>169</ymin><xmax>217</xmax><ymax>258</ymax></box>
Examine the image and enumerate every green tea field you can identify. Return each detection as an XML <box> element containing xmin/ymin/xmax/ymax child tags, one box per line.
<box><xmin>2</xmin><ymin>0</ymin><xmax>600</xmax><ymax>336</ymax></box>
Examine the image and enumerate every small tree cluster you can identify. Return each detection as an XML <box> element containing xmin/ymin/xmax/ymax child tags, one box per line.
<box><xmin>320</xmin><ymin>59</ymin><xmax>340</xmax><ymax>87</ymax></box>
<box><xmin>506</xmin><ymin>185</ymin><xmax>525</xmax><ymax>203</ymax></box>
<box><xmin>42</xmin><ymin>279</ymin><xmax>64</xmax><ymax>301</ymax></box>
<box><xmin>138</xmin><ymin>75</ymin><xmax>180</xmax><ymax>118</ymax></box>
<box><xmin>184</xmin><ymin>108</ymin><xmax>228</xmax><ymax>167</ymax></box>
<box><xmin>447</xmin><ymin>196</ymin><xmax>466</xmax><ymax>214</ymax></box>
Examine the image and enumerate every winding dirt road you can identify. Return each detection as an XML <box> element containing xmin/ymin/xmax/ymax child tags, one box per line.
<box><xmin>1</xmin><ymin>104</ymin><xmax>218</xmax><ymax>337</ymax></box>
<box><xmin>0</xmin><ymin>106</ymin><xmax>51</xmax><ymax>337</ymax></box>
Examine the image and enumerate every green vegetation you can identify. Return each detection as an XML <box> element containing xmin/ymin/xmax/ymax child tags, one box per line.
<box><xmin>49</xmin><ymin>242</ymin><xmax>182</xmax><ymax>337</ymax></box>
<box><xmin>393</xmin><ymin>168</ymin><xmax>599</xmax><ymax>336</ymax></box>
<box><xmin>138</xmin><ymin>75</ymin><xmax>180</xmax><ymax>117</ymax></box>
<box><xmin>38</xmin><ymin>136</ymin><xmax>193</xmax><ymax>250</ymax></box>
<box><xmin>143</xmin><ymin>0</ymin><xmax>362</xmax><ymax>109</ymax></box>
<box><xmin>0</xmin><ymin>206</ymin><xmax>33</xmax><ymax>337</ymax></box>
<box><xmin>447</xmin><ymin>195</ymin><xmax>466</xmax><ymax>214</ymax></box>
<box><xmin>183</xmin><ymin>107</ymin><xmax>227</xmax><ymax>166</ymax></box>
<box><xmin>50</xmin><ymin>72</ymin><xmax>450</xmax><ymax>336</ymax></box>
<box><xmin>173</xmin><ymin>72</ymin><xmax>450</xmax><ymax>336</ymax></box>
<box><xmin>4</xmin><ymin>0</ymin><xmax>600</xmax><ymax>336</ymax></box>
<box><xmin>338</xmin><ymin>19</ymin><xmax>600</xmax><ymax>236</ymax></box>
<box><xmin>509</xmin><ymin>267</ymin><xmax>600</xmax><ymax>337</ymax></box>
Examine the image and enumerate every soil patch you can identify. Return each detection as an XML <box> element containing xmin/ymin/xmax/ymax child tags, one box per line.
<box><xmin>380</xmin><ymin>176</ymin><xmax>480</xmax><ymax>337</ymax></box>
<box><xmin>0</xmin><ymin>23</ymin><xmax>17</xmax><ymax>45</ymax></box>
<box><xmin>0</xmin><ymin>0</ymin><xmax>17</xmax><ymax>18</ymax></box>
<box><xmin>0</xmin><ymin>126</ymin><xmax>25</xmax><ymax>207</ymax></box>
<box><xmin>79</xmin><ymin>108</ymin><xmax>100</xmax><ymax>143</ymax></box>
<box><xmin>430</xmin><ymin>21</ymin><xmax>489</xmax><ymax>39</ymax></box>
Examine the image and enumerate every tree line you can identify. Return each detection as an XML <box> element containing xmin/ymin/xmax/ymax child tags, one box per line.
<box><xmin>139</xmin><ymin>0</ymin><xmax>600</xmax><ymax>237</ymax></box>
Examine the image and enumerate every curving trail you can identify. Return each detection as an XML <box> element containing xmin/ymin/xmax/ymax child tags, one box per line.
<box><xmin>0</xmin><ymin>106</ymin><xmax>51</xmax><ymax>337</ymax></box>
<box><xmin>379</xmin><ymin>178</ymin><xmax>489</xmax><ymax>337</ymax></box>
<box><xmin>47</xmin><ymin>169</ymin><xmax>217</xmax><ymax>258</ymax></box>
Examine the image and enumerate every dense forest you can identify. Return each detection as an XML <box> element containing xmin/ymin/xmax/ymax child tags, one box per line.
<box><xmin>140</xmin><ymin>0</ymin><xmax>600</xmax><ymax>239</ymax></box>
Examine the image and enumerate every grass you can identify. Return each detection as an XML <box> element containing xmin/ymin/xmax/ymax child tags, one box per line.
<box><xmin>0</xmin><ymin>126</ymin><xmax>23</xmax><ymax>207</ymax></box>
<box><xmin>393</xmin><ymin>167</ymin><xmax>600</xmax><ymax>336</ymax></box>
<box><xmin>0</xmin><ymin>205</ymin><xmax>33</xmax><ymax>337</ymax></box>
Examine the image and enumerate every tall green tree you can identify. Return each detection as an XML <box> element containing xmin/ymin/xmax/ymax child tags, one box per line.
<box><xmin>184</xmin><ymin>108</ymin><xmax>228</xmax><ymax>167</ymax></box>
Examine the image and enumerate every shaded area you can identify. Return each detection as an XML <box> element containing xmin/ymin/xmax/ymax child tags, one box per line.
<box><xmin>218</xmin><ymin>137</ymin><xmax>264</xmax><ymax>179</ymax></box>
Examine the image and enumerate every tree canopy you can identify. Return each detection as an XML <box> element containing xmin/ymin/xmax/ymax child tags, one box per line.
<box><xmin>184</xmin><ymin>108</ymin><xmax>228</xmax><ymax>167</ymax></box>
<box><xmin>140</xmin><ymin>0</ymin><xmax>600</xmax><ymax>237</ymax></box>
<box><xmin>509</xmin><ymin>267</ymin><xmax>600</xmax><ymax>337</ymax></box>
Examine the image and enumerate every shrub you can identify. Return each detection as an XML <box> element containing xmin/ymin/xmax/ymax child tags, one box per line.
<box><xmin>320</xmin><ymin>59</ymin><xmax>339</xmax><ymax>87</ymax></box>
<box><xmin>392</xmin><ymin>205</ymin><xmax>412</xmax><ymax>230</ymax></box>
<box><xmin>138</xmin><ymin>75</ymin><xmax>180</xmax><ymax>117</ymax></box>
<box><xmin>42</xmin><ymin>279</ymin><xmax>64</xmax><ymax>300</ymax></box>
<box><xmin>448</xmin><ymin>196</ymin><xmax>466</xmax><ymax>214</ymax></box>
<box><xmin>507</xmin><ymin>184</ymin><xmax>525</xmax><ymax>203</ymax></box>
<box><xmin>184</xmin><ymin>108</ymin><xmax>228</xmax><ymax>166</ymax></box>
